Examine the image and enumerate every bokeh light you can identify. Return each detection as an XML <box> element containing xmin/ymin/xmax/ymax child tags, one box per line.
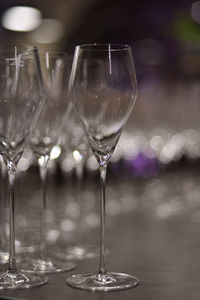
<box><xmin>2</xmin><ymin>6</ymin><xmax>41</xmax><ymax>32</ymax></box>
<box><xmin>30</xmin><ymin>19</ymin><xmax>65</xmax><ymax>44</ymax></box>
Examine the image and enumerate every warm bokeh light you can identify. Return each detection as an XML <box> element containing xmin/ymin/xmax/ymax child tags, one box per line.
<box><xmin>1</xmin><ymin>6</ymin><xmax>42</xmax><ymax>32</ymax></box>
<box><xmin>50</xmin><ymin>145</ymin><xmax>61</xmax><ymax>160</ymax></box>
<box><xmin>30</xmin><ymin>19</ymin><xmax>65</xmax><ymax>44</ymax></box>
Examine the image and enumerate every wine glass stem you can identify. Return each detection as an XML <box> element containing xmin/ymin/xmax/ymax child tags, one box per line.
<box><xmin>7</xmin><ymin>162</ymin><xmax>17</xmax><ymax>273</ymax></box>
<box><xmin>75</xmin><ymin>160</ymin><xmax>84</xmax><ymax>241</ymax></box>
<box><xmin>0</xmin><ymin>157</ymin><xmax>7</xmax><ymax>252</ymax></box>
<box><xmin>38</xmin><ymin>155</ymin><xmax>49</xmax><ymax>261</ymax></box>
<box><xmin>99</xmin><ymin>163</ymin><xmax>107</xmax><ymax>276</ymax></box>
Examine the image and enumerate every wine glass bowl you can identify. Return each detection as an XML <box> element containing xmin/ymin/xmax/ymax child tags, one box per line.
<box><xmin>71</xmin><ymin>44</ymin><xmax>137</xmax><ymax>167</ymax></box>
<box><xmin>20</xmin><ymin>51</ymin><xmax>75</xmax><ymax>274</ymax></box>
<box><xmin>66</xmin><ymin>44</ymin><xmax>139</xmax><ymax>291</ymax></box>
<box><xmin>29</xmin><ymin>52</ymin><xmax>71</xmax><ymax>156</ymax></box>
<box><xmin>0</xmin><ymin>47</ymin><xmax>44</xmax><ymax>166</ymax></box>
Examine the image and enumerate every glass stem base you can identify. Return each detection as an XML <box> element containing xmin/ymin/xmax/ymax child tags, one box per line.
<box><xmin>66</xmin><ymin>272</ymin><xmax>139</xmax><ymax>291</ymax></box>
<box><xmin>20</xmin><ymin>257</ymin><xmax>75</xmax><ymax>274</ymax></box>
<box><xmin>0</xmin><ymin>270</ymin><xmax>48</xmax><ymax>290</ymax></box>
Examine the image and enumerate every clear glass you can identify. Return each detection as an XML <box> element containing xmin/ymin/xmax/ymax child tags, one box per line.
<box><xmin>0</xmin><ymin>155</ymin><xmax>9</xmax><ymax>263</ymax></box>
<box><xmin>66</xmin><ymin>43</ymin><xmax>139</xmax><ymax>291</ymax></box>
<box><xmin>20</xmin><ymin>51</ymin><xmax>74</xmax><ymax>274</ymax></box>
<box><xmin>0</xmin><ymin>45</ymin><xmax>48</xmax><ymax>289</ymax></box>
<box><xmin>55</xmin><ymin>111</ymin><xmax>98</xmax><ymax>261</ymax></box>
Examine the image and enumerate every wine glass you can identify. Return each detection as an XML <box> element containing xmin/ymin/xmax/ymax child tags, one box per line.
<box><xmin>66</xmin><ymin>44</ymin><xmax>139</xmax><ymax>291</ymax></box>
<box><xmin>20</xmin><ymin>51</ymin><xmax>75</xmax><ymax>273</ymax></box>
<box><xmin>55</xmin><ymin>111</ymin><xmax>98</xmax><ymax>261</ymax></box>
<box><xmin>0</xmin><ymin>154</ymin><xmax>9</xmax><ymax>263</ymax></box>
<box><xmin>0</xmin><ymin>45</ymin><xmax>48</xmax><ymax>289</ymax></box>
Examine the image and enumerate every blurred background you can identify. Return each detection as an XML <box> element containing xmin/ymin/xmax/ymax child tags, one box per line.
<box><xmin>0</xmin><ymin>0</ymin><xmax>200</xmax><ymax>162</ymax></box>
<box><xmin>0</xmin><ymin>0</ymin><xmax>199</xmax><ymax>167</ymax></box>
<box><xmin>1</xmin><ymin>0</ymin><xmax>200</xmax><ymax>260</ymax></box>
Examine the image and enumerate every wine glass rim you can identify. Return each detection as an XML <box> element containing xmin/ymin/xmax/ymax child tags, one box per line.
<box><xmin>77</xmin><ymin>43</ymin><xmax>131</xmax><ymax>51</ymax></box>
<box><xmin>0</xmin><ymin>44</ymin><xmax>36</xmax><ymax>51</ymax></box>
<box><xmin>0</xmin><ymin>45</ymin><xmax>38</xmax><ymax>58</ymax></box>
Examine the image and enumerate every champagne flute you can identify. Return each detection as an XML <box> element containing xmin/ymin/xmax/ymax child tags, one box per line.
<box><xmin>66</xmin><ymin>44</ymin><xmax>139</xmax><ymax>291</ymax></box>
<box><xmin>56</xmin><ymin>111</ymin><xmax>98</xmax><ymax>261</ymax></box>
<box><xmin>20</xmin><ymin>51</ymin><xmax>74</xmax><ymax>273</ymax></box>
<box><xmin>0</xmin><ymin>45</ymin><xmax>48</xmax><ymax>289</ymax></box>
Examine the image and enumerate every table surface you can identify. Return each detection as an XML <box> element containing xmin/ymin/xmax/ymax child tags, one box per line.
<box><xmin>1</xmin><ymin>165</ymin><xmax>200</xmax><ymax>300</ymax></box>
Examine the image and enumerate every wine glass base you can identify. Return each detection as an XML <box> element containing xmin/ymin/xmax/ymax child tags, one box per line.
<box><xmin>20</xmin><ymin>258</ymin><xmax>75</xmax><ymax>274</ymax></box>
<box><xmin>66</xmin><ymin>272</ymin><xmax>139</xmax><ymax>291</ymax></box>
<box><xmin>0</xmin><ymin>271</ymin><xmax>48</xmax><ymax>290</ymax></box>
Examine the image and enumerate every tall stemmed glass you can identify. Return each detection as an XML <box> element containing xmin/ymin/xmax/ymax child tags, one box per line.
<box><xmin>20</xmin><ymin>51</ymin><xmax>74</xmax><ymax>273</ymax></box>
<box><xmin>57</xmin><ymin>111</ymin><xmax>98</xmax><ymax>261</ymax></box>
<box><xmin>66</xmin><ymin>44</ymin><xmax>139</xmax><ymax>291</ymax></box>
<box><xmin>0</xmin><ymin>45</ymin><xmax>48</xmax><ymax>289</ymax></box>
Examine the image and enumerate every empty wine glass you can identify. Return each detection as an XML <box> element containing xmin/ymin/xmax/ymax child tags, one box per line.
<box><xmin>55</xmin><ymin>111</ymin><xmax>98</xmax><ymax>261</ymax></box>
<box><xmin>0</xmin><ymin>45</ymin><xmax>48</xmax><ymax>289</ymax></box>
<box><xmin>0</xmin><ymin>155</ymin><xmax>9</xmax><ymax>263</ymax></box>
<box><xmin>66</xmin><ymin>44</ymin><xmax>139</xmax><ymax>291</ymax></box>
<box><xmin>20</xmin><ymin>51</ymin><xmax>74</xmax><ymax>273</ymax></box>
